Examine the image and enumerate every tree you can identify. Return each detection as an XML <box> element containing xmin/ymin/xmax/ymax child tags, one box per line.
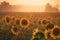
<box><xmin>0</xmin><ymin>1</ymin><xmax>9</xmax><ymax>6</ymax></box>
<box><xmin>52</xmin><ymin>7</ymin><xmax>58</xmax><ymax>12</ymax></box>
<box><xmin>45</xmin><ymin>3</ymin><xmax>52</xmax><ymax>12</ymax></box>
<box><xmin>45</xmin><ymin>3</ymin><xmax>58</xmax><ymax>12</ymax></box>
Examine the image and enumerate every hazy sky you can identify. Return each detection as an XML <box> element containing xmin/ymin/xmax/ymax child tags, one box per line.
<box><xmin>0</xmin><ymin>0</ymin><xmax>59</xmax><ymax>6</ymax></box>
<box><xmin>0</xmin><ymin>0</ymin><xmax>60</xmax><ymax>12</ymax></box>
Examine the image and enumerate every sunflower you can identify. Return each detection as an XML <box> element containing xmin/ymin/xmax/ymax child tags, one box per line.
<box><xmin>11</xmin><ymin>26</ymin><xmax>20</xmax><ymax>36</ymax></box>
<box><xmin>41</xmin><ymin>19</ymin><xmax>48</xmax><ymax>25</ymax></box>
<box><xmin>32</xmin><ymin>28</ymin><xmax>39</xmax><ymax>36</ymax></box>
<box><xmin>15</xmin><ymin>18</ymin><xmax>20</xmax><ymax>25</ymax></box>
<box><xmin>20</xmin><ymin>17</ymin><xmax>30</xmax><ymax>29</ymax></box>
<box><xmin>37</xmin><ymin>18</ymin><xmax>41</xmax><ymax>24</ymax></box>
<box><xmin>46</xmin><ymin>23</ymin><xmax>54</xmax><ymax>30</ymax></box>
<box><xmin>44</xmin><ymin>30</ymin><xmax>51</xmax><ymax>39</ymax></box>
<box><xmin>4</xmin><ymin>16</ymin><xmax>11</xmax><ymax>25</ymax></box>
<box><xmin>29</xmin><ymin>14</ymin><xmax>36</xmax><ymax>25</ymax></box>
<box><xmin>31</xmin><ymin>28</ymin><xmax>39</xmax><ymax>40</ymax></box>
<box><xmin>55</xmin><ymin>17</ymin><xmax>60</xmax><ymax>25</ymax></box>
<box><xmin>31</xmin><ymin>20</ymin><xmax>36</xmax><ymax>25</ymax></box>
<box><xmin>29</xmin><ymin>14</ymin><xmax>34</xmax><ymax>19</ymax></box>
<box><xmin>2</xmin><ymin>17</ymin><xmax>5</xmax><ymax>23</ymax></box>
<box><xmin>41</xmin><ymin>18</ymin><xmax>49</xmax><ymax>28</ymax></box>
<box><xmin>11</xmin><ymin>16</ymin><xmax>16</xmax><ymax>21</ymax></box>
<box><xmin>50</xmin><ymin>25</ymin><xmax>60</xmax><ymax>39</ymax></box>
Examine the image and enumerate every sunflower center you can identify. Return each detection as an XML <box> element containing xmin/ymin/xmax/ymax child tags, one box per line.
<box><xmin>6</xmin><ymin>17</ymin><xmax>10</xmax><ymax>23</ymax></box>
<box><xmin>53</xmin><ymin>28</ymin><xmax>60</xmax><ymax>36</ymax></box>
<box><xmin>12</xmin><ymin>17</ymin><xmax>15</xmax><ymax>20</ymax></box>
<box><xmin>22</xmin><ymin>20</ymin><xmax>28</xmax><ymax>26</ymax></box>
<box><xmin>42</xmin><ymin>20</ymin><xmax>47</xmax><ymax>24</ymax></box>
<box><xmin>13</xmin><ymin>27</ymin><xmax>18</xmax><ymax>32</ymax></box>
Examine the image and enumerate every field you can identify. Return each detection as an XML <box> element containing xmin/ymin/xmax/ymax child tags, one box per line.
<box><xmin>0</xmin><ymin>12</ymin><xmax>60</xmax><ymax>40</ymax></box>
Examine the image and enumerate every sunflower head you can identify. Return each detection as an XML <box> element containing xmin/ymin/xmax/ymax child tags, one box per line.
<box><xmin>4</xmin><ymin>16</ymin><xmax>11</xmax><ymax>25</ymax></box>
<box><xmin>15</xmin><ymin>19</ymin><xmax>20</xmax><ymax>25</ymax></box>
<box><xmin>46</xmin><ymin>23</ymin><xmax>54</xmax><ymax>30</ymax></box>
<box><xmin>53</xmin><ymin>28</ymin><xmax>60</xmax><ymax>36</ymax></box>
<box><xmin>30</xmin><ymin>14</ymin><xmax>34</xmax><ymax>19</ymax></box>
<box><xmin>32</xmin><ymin>28</ymin><xmax>39</xmax><ymax>36</ymax></box>
<box><xmin>31</xmin><ymin>28</ymin><xmax>39</xmax><ymax>40</ymax></box>
<box><xmin>11</xmin><ymin>16</ymin><xmax>15</xmax><ymax>21</ymax></box>
<box><xmin>20</xmin><ymin>17</ymin><xmax>30</xmax><ymax>29</ymax></box>
<box><xmin>32</xmin><ymin>20</ymin><xmax>36</xmax><ymax>25</ymax></box>
<box><xmin>41</xmin><ymin>19</ymin><xmax>48</xmax><ymax>25</ymax></box>
<box><xmin>2</xmin><ymin>17</ymin><xmax>5</xmax><ymax>23</ymax></box>
<box><xmin>38</xmin><ymin>19</ymin><xmax>41</xmax><ymax>24</ymax></box>
<box><xmin>11</xmin><ymin>26</ymin><xmax>20</xmax><ymax>36</ymax></box>
<box><xmin>44</xmin><ymin>30</ymin><xmax>51</xmax><ymax>39</ymax></box>
<box><xmin>50</xmin><ymin>25</ymin><xmax>60</xmax><ymax>39</ymax></box>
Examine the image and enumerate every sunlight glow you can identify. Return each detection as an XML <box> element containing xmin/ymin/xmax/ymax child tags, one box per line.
<box><xmin>19</xmin><ymin>0</ymin><xmax>48</xmax><ymax>6</ymax></box>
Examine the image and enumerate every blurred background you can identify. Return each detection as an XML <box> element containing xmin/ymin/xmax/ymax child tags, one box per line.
<box><xmin>0</xmin><ymin>0</ymin><xmax>60</xmax><ymax>12</ymax></box>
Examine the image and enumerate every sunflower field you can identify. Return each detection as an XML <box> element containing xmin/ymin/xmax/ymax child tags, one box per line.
<box><xmin>0</xmin><ymin>14</ymin><xmax>60</xmax><ymax>40</ymax></box>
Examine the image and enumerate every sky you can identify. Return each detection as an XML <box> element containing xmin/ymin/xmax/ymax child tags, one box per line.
<box><xmin>0</xmin><ymin>0</ymin><xmax>59</xmax><ymax>6</ymax></box>
<box><xmin>0</xmin><ymin>0</ymin><xmax>60</xmax><ymax>12</ymax></box>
